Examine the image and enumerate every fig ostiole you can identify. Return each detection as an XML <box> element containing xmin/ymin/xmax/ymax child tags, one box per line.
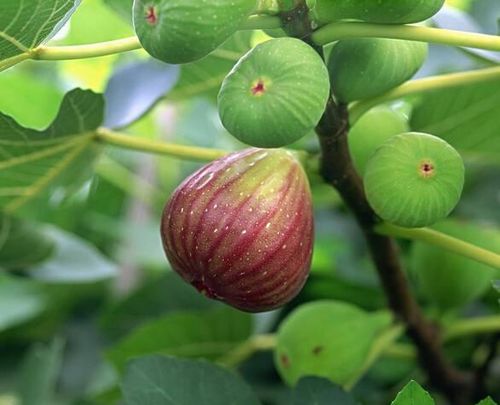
<box><xmin>133</xmin><ymin>0</ymin><xmax>256</xmax><ymax>64</ymax></box>
<box><xmin>364</xmin><ymin>132</ymin><xmax>465</xmax><ymax>228</ymax></box>
<box><xmin>161</xmin><ymin>148</ymin><xmax>314</xmax><ymax>312</ymax></box>
<box><xmin>328</xmin><ymin>38</ymin><xmax>428</xmax><ymax>103</ymax></box>
<box><xmin>218</xmin><ymin>38</ymin><xmax>330</xmax><ymax>148</ymax></box>
<box><xmin>310</xmin><ymin>0</ymin><xmax>445</xmax><ymax>25</ymax></box>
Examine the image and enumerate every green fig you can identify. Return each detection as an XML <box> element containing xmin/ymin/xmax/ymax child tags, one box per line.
<box><xmin>328</xmin><ymin>38</ymin><xmax>428</xmax><ymax>103</ymax></box>
<box><xmin>133</xmin><ymin>0</ymin><xmax>256</xmax><ymax>64</ymax></box>
<box><xmin>364</xmin><ymin>132</ymin><xmax>465</xmax><ymax>228</ymax></box>
<box><xmin>310</xmin><ymin>0</ymin><xmax>445</xmax><ymax>26</ymax></box>
<box><xmin>275</xmin><ymin>301</ymin><xmax>391</xmax><ymax>386</ymax></box>
<box><xmin>161</xmin><ymin>148</ymin><xmax>314</xmax><ymax>312</ymax></box>
<box><xmin>348</xmin><ymin>105</ymin><xmax>409</xmax><ymax>175</ymax></box>
<box><xmin>412</xmin><ymin>220</ymin><xmax>500</xmax><ymax>309</ymax></box>
<box><xmin>218</xmin><ymin>38</ymin><xmax>330</xmax><ymax>148</ymax></box>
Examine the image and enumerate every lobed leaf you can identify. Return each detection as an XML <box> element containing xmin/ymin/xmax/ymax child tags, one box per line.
<box><xmin>0</xmin><ymin>88</ymin><xmax>104</xmax><ymax>213</ymax></box>
<box><xmin>292</xmin><ymin>377</ymin><xmax>360</xmax><ymax>405</ymax></box>
<box><xmin>0</xmin><ymin>0</ymin><xmax>80</xmax><ymax>61</ymax></box>
<box><xmin>391</xmin><ymin>380</ymin><xmax>435</xmax><ymax>405</ymax></box>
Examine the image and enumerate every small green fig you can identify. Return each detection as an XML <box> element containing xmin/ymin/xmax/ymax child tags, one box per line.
<box><xmin>349</xmin><ymin>106</ymin><xmax>409</xmax><ymax>175</ymax></box>
<box><xmin>275</xmin><ymin>301</ymin><xmax>391</xmax><ymax>386</ymax></box>
<box><xmin>310</xmin><ymin>0</ymin><xmax>445</xmax><ymax>26</ymax></box>
<box><xmin>133</xmin><ymin>0</ymin><xmax>256</xmax><ymax>64</ymax></box>
<box><xmin>218</xmin><ymin>38</ymin><xmax>330</xmax><ymax>148</ymax></box>
<box><xmin>327</xmin><ymin>39</ymin><xmax>427</xmax><ymax>103</ymax></box>
<box><xmin>412</xmin><ymin>220</ymin><xmax>500</xmax><ymax>309</ymax></box>
<box><xmin>160</xmin><ymin>148</ymin><xmax>314</xmax><ymax>313</ymax></box>
<box><xmin>364</xmin><ymin>132</ymin><xmax>465</xmax><ymax>228</ymax></box>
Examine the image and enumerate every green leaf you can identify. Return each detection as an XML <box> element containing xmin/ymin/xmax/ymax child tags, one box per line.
<box><xmin>410</xmin><ymin>79</ymin><xmax>500</xmax><ymax>158</ymax></box>
<box><xmin>28</xmin><ymin>226</ymin><xmax>117</xmax><ymax>283</ymax></box>
<box><xmin>292</xmin><ymin>377</ymin><xmax>360</xmax><ymax>405</ymax></box>
<box><xmin>391</xmin><ymin>380</ymin><xmax>435</xmax><ymax>405</ymax></box>
<box><xmin>275</xmin><ymin>300</ymin><xmax>392</xmax><ymax>387</ymax></box>
<box><xmin>107</xmin><ymin>307</ymin><xmax>252</xmax><ymax>371</ymax></box>
<box><xmin>122</xmin><ymin>355</ymin><xmax>261</xmax><ymax>405</ymax></box>
<box><xmin>168</xmin><ymin>31</ymin><xmax>253</xmax><ymax>101</ymax></box>
<box><xmin>17</xmin><ymin>338</ymin><xmax>64</xmax><ymax>405</ymax></box>
<box><xmin>0</xmin><ymin>0</ymin><xmax>80</xmax><ymax>61</ymax></box>
<box><xmin>0</xmin><ymin>88</ymin><xmax>104</xmax><ymax>214</ymax></box>
<box><xmin>100</xmin><ymin>272</ymin><xmax>215</xmax><ymax>340</ymax></box>
<box><xmin>0</xmin><ymin>214</ymin><xmax>54</xmax><ymax>269</ymax></box>
<box><xmin>476</xmin><ymin>397</ymin><xmax>499</xmax><ymax>405</ymax></box>
<box><xmin>0</xmin><ymin>274</ymin><xmax>47</xmax><ymax>332</ymax></box>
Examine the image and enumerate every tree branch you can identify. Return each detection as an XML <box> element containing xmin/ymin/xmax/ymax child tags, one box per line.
<box><xmin>279</xmin><ymin>3</ymin><xmax>476</xmax><ymax>403</ymax></box>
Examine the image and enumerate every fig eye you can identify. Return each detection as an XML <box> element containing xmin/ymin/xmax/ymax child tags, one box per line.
<box><xmin>363</xmin><ymin>132</ymin><xmax>465</xmax><ymax>228</ymax></box>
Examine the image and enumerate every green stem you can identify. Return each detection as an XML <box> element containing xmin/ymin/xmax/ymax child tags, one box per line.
<box><xmin>445</xmin><ymin>316</ymin><xmax>500</xmax><ymax>341</ymax></box>
<box><xmin>95</xmin><ymin>128</ymin><xmax>228</xmax><ymax>162</ymax></box>
<box><xmin>349</xmin><ymin>65</ymin><xmax>500</xmax><ymax>124</ymax></box>
<box><xmin>218</xmin><ymin>334</ymin><xmax>277</xmax><ymax>368</ymax></box>
<box><xmin>32</xmin><ymin>36</ymin><xmax>142</xmax><ymax>60</ymax></box>
<box><xmin>0</xmin><ymin>52</ymin><xmax>31</xmax><ymax>72</ymax></box>
<box><xmin>377</xmin><ymin>223</ymin><xmax>500</xmax><ymax>270</ymax></box>
<box><xmin>312</xmin><ymin>22</ymin><xmax>500</xmax><ymax>51</ymax></box>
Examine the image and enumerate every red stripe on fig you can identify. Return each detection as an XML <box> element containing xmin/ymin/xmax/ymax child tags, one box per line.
<box><xmin>161</xmin><ymin>148</ymin><xmax>314</xmax><ymax>312</ymax></box>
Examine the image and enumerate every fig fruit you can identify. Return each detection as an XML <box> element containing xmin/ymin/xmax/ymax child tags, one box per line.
<box><xmin>218</xmin><ymin>38</ymin><xmax>330</xmax><ymax>148</ymax></box>
<box><xmin>412</xmin><ymin>220</ymin><xmax>500</xmax><ymax>309</ymax></box>
<box><xmin>348</xmin><ymin>105</ymin><xmax>409</xmax><ymax>175</ymax></box>
<box><xmin>133</xmin><ymin>0</ymin><xmax>256</xmax><ymax>64</ymax></box>
<box><xmin>310</xmin><ymin>0</ymin><xmax>445</xmax><ymax>26</ymax></box>
<box><xmin>275</xmin><ymin>301</ymin><xmax>391</xmax><ymax>386</ymax></box>
<box><xmin>160</xmin><ymin>148</ymin><xmax>314</xmax><ymax>312</ymax></box>
<box><xmin>364</xmin><ymin>132</ymin><xmax>465</xmax><ymax>228</ymax></box>
<box><xmin>328</xmin><ymin>38</ymin><xmax>427</xmax><ymax>103</ymax></box>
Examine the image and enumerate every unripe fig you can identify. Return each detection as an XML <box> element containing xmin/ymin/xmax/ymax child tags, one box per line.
<box><xmin>364</xmin><ymin>132</ymin><xmax>465</xmax><ymax>228</ymax></box>
<box><xmin>328</xmin><ymin>39</ymin><xmax>427</xmax><ymax>103</ymax></box>
<box><xmin>310</xmin><ymin>0</ymin><xmax>445</xmax><ymax>26</ymax></box>
<box><xmin>218</xmin><ymin>38</ymin><xmax>330</xmax><ymax>148</ymax></box>
<box><xmin>412</xmin><ymin>220</ymin><xmax>500</xmax><ymax>309</ymax></box>
<box><xmin>275</xmin><ymin>301</ymin><xmax>391</xmax><ymax>386</ymax></box>
<box><xmin>348</xmin><ymin>106</ymin><xmax>409</xmax><ymax>175</ymax></box>
<box><xmin>160</xmin><ymin>148</ymin><xmax>314</xmax><ymax>312</ymax></box>
<box><xmin>133</xmin><ymin>0</ymin><xmax>256</xmax><ymax>64</ymax></box>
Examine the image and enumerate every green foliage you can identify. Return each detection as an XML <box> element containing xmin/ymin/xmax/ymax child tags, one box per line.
<box><xmin>0</xmin><ymin>0</ymin><xmax>80</xmax><ymax>60</ymax></box>
<box><xmin>328</xmin><ymin>39</ymin><xmax>427</xmax><ymax>102</ymax></box>
<box><xmin>133</xmin><ymin>0</ymin><xmax>255</xmax><ymax>64</ymax></box>
<box><xmin>0</xmin><ymin>89</ymin><xmax>104</xmax><ymax>214</ymax></box>
<box><xmin>107</xmin><ymin>307</ymin><xmax>252</xmax><ymax>371</ymax></box>
<box><xmin>0</xmin><ymin>214</ymin><xmax>54</xmax><ymax>270</ymax></box>
<box><xmin>122</xmin><ymin>355</ymin><xmax>261</xmax><ymax>405</ymax></box>
<box><xmin>391</xmin><ymin>380</ymin><xmax>435</xmax><ymax>405</ymax></box>
<box><xmin>364</xmin><ymin>133</ymin><xmax>465</xmax><ymax>228</ymax></box>
<box><xmin>16</xmin><ymin>339</ymin><xmax>64</xmax><ymax>405</ymax></box>
<box><xmin>292</xmin><ymin>377</ymin><xmax>359</xmax><ymax>405</ymax></box>
<box><xmin>476</xmin><ymin>397</ymin><xmax>499</xmax><ymax>405</ymax></box>
<box><xmin>412</xmin><ymin>220</ymin><xmax>500</xmax><ymax>309</ymax></box>
<box><xmin>218</xmin><ymin>38</ymin><xmax>330</xmax><ymax>147</ymax></box>
<box><xmin>310</xmin><ymin>0</ymin><xmax>445</xmax><ymax>25</ymax></box>
<box><xmin>275</xmin><ymin>300</ymin><xmax>391</xmax><ymax>387</ymax></box>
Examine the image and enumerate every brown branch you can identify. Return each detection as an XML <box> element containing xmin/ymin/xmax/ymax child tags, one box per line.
<box><xmin>315</xmin><ymin>99</ymin><xmax>473</xmax><ymax>404</ymax></box>
<box><xmin>278</xmin><ymin>2</ymin><xmax>475</xmax><ymax>403</ymax></box>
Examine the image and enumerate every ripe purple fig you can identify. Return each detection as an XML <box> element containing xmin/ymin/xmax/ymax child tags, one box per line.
<box><xmin>160</xmin><ymin>148</ymin><xmax>314</xmax><ymax>312</ymax></box>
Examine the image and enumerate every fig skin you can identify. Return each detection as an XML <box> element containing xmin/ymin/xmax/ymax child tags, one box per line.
<box><xmin>133</xmin><ymin>0</ymin><xmax>256</xmax><ymax>64</ymax></box>
<box><xmin>160</xmin><ymin>148</ymin><xmax>314</xmax><ymax>312</ymax></box>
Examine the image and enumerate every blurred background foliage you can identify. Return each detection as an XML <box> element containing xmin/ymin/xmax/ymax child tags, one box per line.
<box><xmin>0</xmin><ymin>0</ymin><xmax>499</xmax><ymax>404</ymax></box>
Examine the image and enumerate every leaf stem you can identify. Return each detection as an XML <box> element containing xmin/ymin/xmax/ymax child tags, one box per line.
<box><xmin>95</xmin><ymin>129</ymin><xmax>228</xmax><ymax>162</ymax></box>
<box><xmin>377</xmin><ymin>223</ymin><xmax>500</xmax><ymax>270</ymax></box>
<box><xmin>32</xmin><ymin>36</ymin><xmax>142</xmax><ymax>60</ymax></box>
<box><xmin>349</xmin><ymin>65</ymin><xmax>500</xmax><ymax>124</ymax></box>
<box><xmin>218</xmin><ymin>334</ymin><xmax>276</xmax><ymax>368</ymax></box>
<box><xmin>445</xmin><ymin>316</ymin><xmax>500</xmax><ymax>341</ymax></box>
<box><xmin>312</xmin><ymin>22</ymin><xmax>500</xmax><ymax>51</ymax></box>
